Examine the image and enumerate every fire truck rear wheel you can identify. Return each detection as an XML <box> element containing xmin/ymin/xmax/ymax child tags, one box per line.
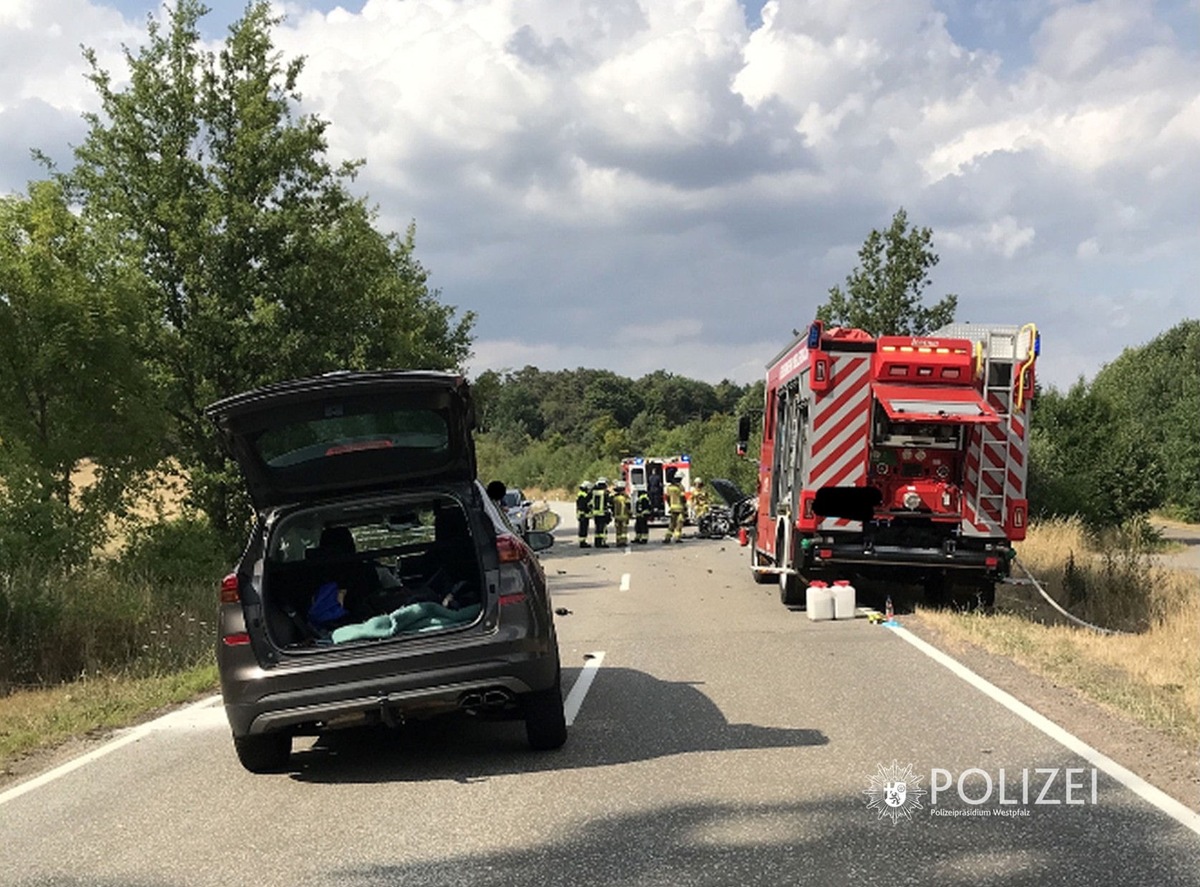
<box><xmin>779</xmin><ymin>571</ymin><xmax>804</xmax><ymax>607</ymax></box>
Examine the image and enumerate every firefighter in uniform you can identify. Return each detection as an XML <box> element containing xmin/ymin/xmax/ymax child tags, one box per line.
<box><xmin>576</xmin><ymin>481</ymin><xmax>593</xmax><ymax>548</ymax></box>
<box><xmin>691</xmin><ymin>477</ymin><xmax>710</xmax><ymax>522</ymax></box>
<box><xmin>591</xmin><ymin>478</ymin><xmax>612</xmax><ymax>548</ymax></box>
<box><xmin>633</xmin><ymin>488</ymin><xmax>652</xmax><ymax>544</ymax></box>
<box><xmin>663</xmin><ymin>473</ymin><xmax>686</xmax><ymax>543</ymax></box>
<box><xmin>611</xmin><ymin>481</ymin><xmax>631</xmax><ymax>547</ymax></box>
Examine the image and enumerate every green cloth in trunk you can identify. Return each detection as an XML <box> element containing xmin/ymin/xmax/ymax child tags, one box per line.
<box><xmin>331</xmin><ymin>602</ymin><xmax>481</xmax><ymax>644</ymax></box>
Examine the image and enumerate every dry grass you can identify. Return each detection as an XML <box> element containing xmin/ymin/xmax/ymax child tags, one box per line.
<box><xmin>0</xmin><ymin>665</ymin><xmax>218</xmax><ymax>773</ymax></box>
<box><xmin>920</xmin><ymin>517</ymin><xmax>1200</xmax><ymax>745</ymax></box>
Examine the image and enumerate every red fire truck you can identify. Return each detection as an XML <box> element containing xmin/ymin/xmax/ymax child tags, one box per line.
<box><xmin>737</xmin><ymin>320</ymin><xmax>1039</xmax><ymax>608</ymax></box>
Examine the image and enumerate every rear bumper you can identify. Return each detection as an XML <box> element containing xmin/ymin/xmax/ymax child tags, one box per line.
<box><xmin>221</xmin><ymin>637</ymin><xmax>558</xmax><ymax>737</ymax></box>
<box><xmin>806</xmin><ymin>541</ymin><xmax>1010</xmax><ymax>578</ymax></box>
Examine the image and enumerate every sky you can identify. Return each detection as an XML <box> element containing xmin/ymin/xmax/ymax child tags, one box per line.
<box><xmin>1</xmin><ymin>0</ymin><xmax>1197</xmax><ymax>391</ymax></box>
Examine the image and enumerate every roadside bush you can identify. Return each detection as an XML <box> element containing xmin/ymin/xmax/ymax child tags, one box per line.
<box><xmin>0</xmin><ymin>517</ymin><xmax>225</xmax><ymax>692</ymax></box>
<box><xmin>118</xmin><ymin>514</ymin><xmax>232</xmax><ymax>587</ymax></box>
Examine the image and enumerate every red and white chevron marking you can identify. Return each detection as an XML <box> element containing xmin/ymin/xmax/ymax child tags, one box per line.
<box><xmin>809</xmin><ymin>356</ymin><xmax>871</xmax><ymax>530</ymax></box>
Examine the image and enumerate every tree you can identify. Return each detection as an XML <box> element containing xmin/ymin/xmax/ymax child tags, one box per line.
<box><xmin>817</xmin><ymin>208</ymin><xmax>957</xmax><ymax>336</ymax></box>
<box><xmin>0</xmin><ymin>181</ymin><xmax>162</xmax><ymax>565</ymax></box>
<box><xmin>60</xmin><ymin>0</ymin><xmax>473</xmax><ymax>537</ymax></box>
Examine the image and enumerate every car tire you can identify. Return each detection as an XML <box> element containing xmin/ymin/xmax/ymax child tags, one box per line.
<box><xmin>233</xmin><ymin>733</ymin><xmax>292</xmax><ymax>774</ymax></box>
<box><xmin>524</xmin><ymin>667</ymin><xmax>567</xmax><ymax>751</ymax></box>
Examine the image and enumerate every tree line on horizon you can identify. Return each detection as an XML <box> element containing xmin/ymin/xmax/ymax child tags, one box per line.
<box><xmin>0</xmin><ymin>0</ymin><xmax>1195</xmax><ymax>590</ymax></box>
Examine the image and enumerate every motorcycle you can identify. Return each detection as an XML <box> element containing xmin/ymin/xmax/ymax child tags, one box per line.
<box><xmin>695</xmin><ymin>477</ymin><xmax>757</xmax><ymax>539</ymax></box>
<box><xmin>697</xmin><ymin>505</ymin><xmax>734</xmax><ymax>539</ymax></box>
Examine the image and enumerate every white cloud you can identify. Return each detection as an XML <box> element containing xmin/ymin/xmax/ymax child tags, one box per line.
<box><xmin>2</xmin><ymin>0</ymin><xmax>1197</xmax><ymax>392</ymax></box>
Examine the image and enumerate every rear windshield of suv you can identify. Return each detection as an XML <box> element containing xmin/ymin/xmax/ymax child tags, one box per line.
<box><xmin>256</xmin><ymin>409</ymin><xmax>449</xmax><ymax>469</ymax></box>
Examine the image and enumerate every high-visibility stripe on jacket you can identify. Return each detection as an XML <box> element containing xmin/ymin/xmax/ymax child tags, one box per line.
<box><xmin>666</xmin><ymin>482</ymin><xmax>685</xmax><ymax>513</ymax></box>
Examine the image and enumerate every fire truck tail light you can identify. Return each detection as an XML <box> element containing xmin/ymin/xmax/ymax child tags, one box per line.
<box><xmin>985</xmin><ymin>557</ymin><xmax>999</xmax><ymax>568</ymax></box>
<box><xmin>818</xmin><ymin>548</ymin><xmax>833</xmax><ymax>559</ymax></box>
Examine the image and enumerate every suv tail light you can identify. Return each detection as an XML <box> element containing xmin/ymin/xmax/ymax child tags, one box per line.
<box><xmin>220</xmin><ymin>573</ymin><xmax>241</xmax><ymax>604</ymax></box>
<box><xmin>496</xmin><ymin>533</ymin><xmax>527</xmax><ymax>564</ymax></box>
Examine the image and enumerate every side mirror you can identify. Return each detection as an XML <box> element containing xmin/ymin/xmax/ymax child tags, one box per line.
<box><xmin>526</xmin><ymin>530</ymin><xmax>555</xmax><ymax>552</ymax></box>
<box><xmin>736</xmin><ymin>414</ymin><xmax>751</xmax><ymax>456</ymax></box>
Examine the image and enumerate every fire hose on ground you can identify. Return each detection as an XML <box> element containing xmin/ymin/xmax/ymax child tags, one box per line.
<box><xmin>1008</xmin><ymin>557</ymin><xmax>1129</xmax><ymax>637</ymax></box>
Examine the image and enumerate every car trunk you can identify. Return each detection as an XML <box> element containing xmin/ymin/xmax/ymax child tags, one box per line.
<box><xmin>257</xmin><ymin>489</ymin><xmax>493</xmax><ymax>655</ymax></box>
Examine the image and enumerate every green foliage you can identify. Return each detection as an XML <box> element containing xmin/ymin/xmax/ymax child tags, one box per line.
<box><xmin>60</xmin><ymin>0</ymin><xmax>472</xmax><ymax>539</ymax></box>
<box><xmin>118</xmin><ymin>514</ymin><xmax>232</xmax><ymax>587</ymax></box>
<box><xmin>0</xmin><ymin>555</ymin><xmax>217</xmax><ymax>690</ymax></box>
<box><xmin>0</xmin><ymin>181</ymin><xmax>162</xmax><ymax>524</ymax></box>
<box><xmin>474</xmin><ymin>369</ymin><xmax>759</xmax><ymax>496</ymax></box>
<box><xmin>0</xmin><ymin>446</ymin><xmax>95</xmax><ymax>572</ymax></box>
<box><xmin>1030</xmin><ymin>320</ymin><xmax>1199</xmax><ymax>525</ymax></box>
<box><xmin>817</xmin><ymin>207</ymin><xmax>957</xmax><ymax>336</ymax></box>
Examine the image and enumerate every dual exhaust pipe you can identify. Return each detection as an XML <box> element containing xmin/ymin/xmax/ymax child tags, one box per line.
<box><xmin>458</xmin><ymin>688</ymin><xmax>516</xmax><ymax>711</ymax></box>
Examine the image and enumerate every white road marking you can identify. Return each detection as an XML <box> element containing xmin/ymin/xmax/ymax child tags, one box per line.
<box><xmin>890</xmin><ymin>624</ymin><xmax>1200</xmax><ymax>836</ymax></box>
<box><xmin>0</xmin><ymin>694</ymin><xmax>224</xmax><ymax>807</ymax></box>
<box><xmin>619</xmin><ymin>572</ymin><xmax>631</xmax><ymax>591</ymax></box>
<box><xmin>563</xmin><ymin>651</ymin><xmax>606</xmax><ymax>727</ymax></box>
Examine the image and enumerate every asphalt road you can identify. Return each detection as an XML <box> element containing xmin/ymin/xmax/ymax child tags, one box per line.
<box><xmin>2</xmin><ymin>512</ymin><xmax>1198</xmax><ymax>886</ymax></box>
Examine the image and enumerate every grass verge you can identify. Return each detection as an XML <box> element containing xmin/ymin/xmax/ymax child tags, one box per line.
<box><xmin>0</xmin><ymin>664</ymin><xmax>218</xmax><ymax>776</ymax></box>
<box><xmin>918</xmin><ymin>517</ymin><xmax>1200</xmax><ymax>747</ymax></box>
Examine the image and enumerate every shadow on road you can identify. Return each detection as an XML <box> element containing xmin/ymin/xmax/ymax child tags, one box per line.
<box><xmin>322</xmin><ymin>790</ymin><xmax>1200</xmax><ymax>887</ymax></box>
<box><xmin>288</xmin><ymin>666</ymin><xmax>827</xmax><ymax>784</ymax></box>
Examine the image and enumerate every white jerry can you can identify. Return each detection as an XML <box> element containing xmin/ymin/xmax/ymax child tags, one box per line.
<box><xmin>806</xmin><ymin>580</ymin><xmax>834</xmax><ymax>621</ymax></box>
<box><xmin>832</xmin><ymin>580</ymin><xmax>857</xmax><ymax>619</ymax></box>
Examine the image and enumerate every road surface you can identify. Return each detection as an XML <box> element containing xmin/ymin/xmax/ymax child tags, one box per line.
<box><xmin>1</xmin><ymin>514</ymin><xmax>1197</xmax><ymax>886</ymax></box>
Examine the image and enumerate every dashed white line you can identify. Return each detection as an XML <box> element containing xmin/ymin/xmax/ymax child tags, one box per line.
<box><xmin>619</xmin><ymin>572</ymin><xmax>631</xmax><ymax>591</ymax></box>
<box><xmin>563</xmin><ymin>651</ymin><xmax>606</xmax><ymax>726</ymax></box>
<box><xmin>890</xmin><ymin>624</ymin><xmax>1200</xmax><ymax>837</ymax></box>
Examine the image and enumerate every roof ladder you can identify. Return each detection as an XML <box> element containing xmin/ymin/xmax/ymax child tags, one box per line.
<box><xmin>974</xmin><ymin>329</ymin><xmax>1019</xmax><ymax>527</ymax></box>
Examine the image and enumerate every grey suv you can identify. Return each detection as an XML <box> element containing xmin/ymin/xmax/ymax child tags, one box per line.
<box><xmin>206</xmin><ymin>371</ymin><xmax>566</xmax><ymax>773</ymax></box>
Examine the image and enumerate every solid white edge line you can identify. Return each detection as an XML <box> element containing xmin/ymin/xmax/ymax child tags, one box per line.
<box><xmin>619</xmin><ymin>573</ymin><xmax>631</xmax><ymax>592</ymax></box>
<box><xmin>563</xmin><ymin>651</ymin><xmax>605</xmax><ymax>727</ymax></box>
<box><xmin>889</xmin><ymin>624</ymin><xmax>1200</xmax><ymax>836</ymax></box>
<box><xmin>0</xmin><ymin>694</ymin><xmax>223</xmax><ymax>807</ymax></box>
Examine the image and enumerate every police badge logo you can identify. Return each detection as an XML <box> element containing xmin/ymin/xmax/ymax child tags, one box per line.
<box><xmin>864</xmin><ymin>761</ymin><xmax>927</xmax><ymax>824</ymax></box>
